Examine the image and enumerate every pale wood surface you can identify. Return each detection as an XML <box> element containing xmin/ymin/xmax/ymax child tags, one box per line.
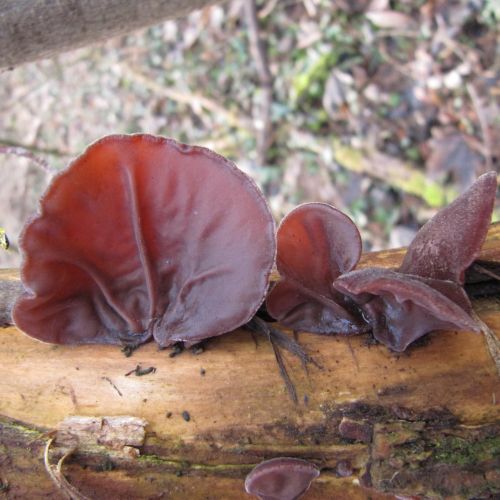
<box><xmin>0</xmin><ymin>224</ymin><xmax>499</xmax><ymax>499</ymax></box>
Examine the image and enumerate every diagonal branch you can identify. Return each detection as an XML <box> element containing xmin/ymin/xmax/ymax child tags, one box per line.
<box><xmin>243</xmin><ymin>0</ymin><xmax>274</xmax><ymax>165</ymax></box>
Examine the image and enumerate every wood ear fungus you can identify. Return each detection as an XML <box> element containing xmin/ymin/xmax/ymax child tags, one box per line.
<box><xmin>245</xmin><ymin>457</ymin><xmax>320</xmax><ymax>500</ymax></box>
<box><xmin>268</xmin><ymin>172</ymin><xmax>497</xmax><ymax>351</ymax></box>
<box><xmin>266</xmin><ymin>203</ymin><xmax>368</xmax><ymax>335</ymax></box>
<box><xmin>13</xmin><ymin>135</ymin><xmax>276</xmax><ymax>347</ymax></box>
<box><xmin>334</xmin><ymin>172</ymin><xmax>497</xmax><ymax>351</ymax></box>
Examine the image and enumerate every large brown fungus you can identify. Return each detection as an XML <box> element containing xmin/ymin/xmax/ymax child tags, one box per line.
<box><xmin>266</xmin><ymin>203</ymin><xmax>368</xmax><ymax>335</ymax></box>
<box><xmin>334</xmin><ymin>171</ymin><xmax>497</xmax><ymax>351</ymax></box>
<box><xmin>245</xmin><ymin>457</ymin><xmax>320</xmax><ymax>500</ymax></box>
<box><xmin>13</xmin><ymin>135</ymin><xmax>276</xmax><ymax>347</ymax></box>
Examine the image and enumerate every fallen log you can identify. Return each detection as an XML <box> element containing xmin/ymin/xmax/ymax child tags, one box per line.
<box><xmin>0</xmin><ymin>224</ymin><xmax>499</xmax><ymax>499</ymax></box>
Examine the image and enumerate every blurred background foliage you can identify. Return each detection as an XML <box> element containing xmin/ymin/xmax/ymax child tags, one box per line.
<box><xmin>0</xmin><ymin>0</ymin><xmax>498</xmax><ymax>267</ymax></box>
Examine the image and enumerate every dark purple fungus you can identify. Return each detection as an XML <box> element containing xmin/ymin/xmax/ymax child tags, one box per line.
<box><xmin>13</xmin><ymin>135</ymin><xmax>276</xmax><ymax>347</ymax></box>
<box><xmin>266</xmin><ymin>203</ymin><xmax>368</xmax><ymax>335</ymax></box>
<box><xmin>334</xmin><ymin>269</ymin><xmax>480</xmax><ymax>352</ymax></box>
<box><xmin>245</xmin><ymin>457</ymin><xmax>320</xmax><ymax>500</ymax></box>
<box><xmin>334</xmin><ymin>172</ymin><xmax>497</xmax><ymax>352</ymax></box>
<box><xmin>400</xmin><ymin>171</ymin><xmax>497</xmax><ymax>284</ymax></box>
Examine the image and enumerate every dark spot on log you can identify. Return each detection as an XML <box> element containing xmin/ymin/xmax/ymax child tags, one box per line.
<box><xmin>323</xmin><ymin>401</ymin><xmax>390</xmax><ymax>422</ymax></box>
<box><xmin>169</xmin><ymin>342</ymin><xmax>184</xmax><ymax>358</ymax></box>
<box><xmin>338</xmin><ymin>417</ymin><xmax>373</xmax><ymax>443</ymax></box>
<box><xmin>95</xmin><ymin>458</ymin><xmax>115</xmax><ymax>472</ymax></box>
<box><xmin>0</xmin><ymin>479</ymin><xmax>9</xmax><ymax>493</ymax></box>
<box><xmin>359</xmin><ymin>463</ymin><xmax>372</xmax><ymax>487</ymax></box>
<box><xmin>377</xmin><ymin>384</ymin><xmax>409</xmax><ymax>397</ymax></box>
<box><xmin>182</xmin><ymin>411</ymin><xmax>191</xmax><ymax>422</ymax></box>
<box><xmin>391</xmin><ymin>405</ymin><xmax>418</xmax><ymax>421</ymax></box>
<box><xmin>191</xmin><ymin>343</ymin><xmax>205</xmax><ymax>355</ymax></box>
<box><xmin>421</xmin><ymin>407</ymin><xmax>459</xmax><ymax>428</ymax></box>
<box><xmin>121</xmin><ymin>345</ymin><xmax>138</xmax><ymax>357</ymax></box>
<box><xmin>125</xmin><ymin>365</ymin><xmax>156</xmax><ymax>376</ymax></box>
<box><xmin>200</xmin><ymin>368</ymin><xmax>206</xmax><ymax>376</ymax></box>
<box><xmin>335</xmin><ymin>460</ymin><xmax>353</xmax><ymax>477</ymax></box>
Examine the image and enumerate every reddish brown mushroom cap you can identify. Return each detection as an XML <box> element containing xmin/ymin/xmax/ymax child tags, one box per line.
<box><xmin>334</xmin><ymin>268</ymin><xmax>480</xmax><ymax>352</ymax></box>
<box><xmin>266</xmin><ymin>203</ymin><xmax>367</xmax><ymax>335</ymax></box>
<box><xmin>245</xmin><ymin>457</ymin><xmax>320</xmax><ymax>500</ymax></box>
<box><xmin>274</xmin><ymin>203</ymin><xmax>361</xmax><ymax>290</ymax></box>
<box><xmin>400</xmin><ymin>171</ymin><xmax>497</xmax><ymax>284</ymax></box>
<box><xmin>13</xmin><ymin>135</ymin><xmax>276</xmax><ymax>346</ymax></box>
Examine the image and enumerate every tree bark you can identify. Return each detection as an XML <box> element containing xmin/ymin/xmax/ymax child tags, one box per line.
<box><xmin>0</xmin><ymin>0</ymin><xmax>223</xmax><ymax>70</ymax></box>
<box><xmin>0</xmin><ymin>225</ymin><xmax>499</xmax><ymax>499</ymax></box>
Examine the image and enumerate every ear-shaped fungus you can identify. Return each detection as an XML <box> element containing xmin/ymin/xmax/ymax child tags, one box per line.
<box><xmin>399</xmin><ymin>171</ymin><xmax>498</xmax><ymax>284</ymax></box>
<box><xmin>245</xmin><ymin>457</ymin><xmax>320</xmax><ymax>500</ymax></box>
<box><xmin>266</xmin><ymin>203</ymin><xmax>368</xmax><ymax>335</ymax></box>
<box><xmin>334</xmin><ymin>269</ymin><xmax>480</xmax><ymax>352</ymax></box>
<box><xmin>334</xmin><ymin>172</ymin><xmax>497</xmax><ymax>352</ymax></box>
<box><xmin>13</xmin><ymin>135</ymin><xmax>276</xmax><ymax>347</ymax></box>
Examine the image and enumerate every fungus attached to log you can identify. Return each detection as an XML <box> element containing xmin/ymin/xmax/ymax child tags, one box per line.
<box><xmin>13</xmin><ymin>135</ymin><xmax>276</xmax><ymax>348</ymax></box>
<box><xmin>266</xmin><ymin>203</ymin><xmax>368</xmax><ymax>335</ymax></box>
<box><xmin>245</xmin><ymin>457</ymin><xmax>320</xmax><ymax>500</ymax></box>
<box><xmin>334</xmin><ymin>172</ymin><xmax>497</xmax><ymax>351</ymax></box>
<box><xmin>334</xmin><ymin>269</ymin><xmax>480</xmax><ymax>352</ymax></box>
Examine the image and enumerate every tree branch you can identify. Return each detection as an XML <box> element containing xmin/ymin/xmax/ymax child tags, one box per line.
<box><xmin>243</xmin><ymin>0</ymin><xmax>274</xmax><ymax>165</ymax></box>
<box><xmin>0</xmin><ymin>0</ymin><xmax>224</xmax><ymax>70</ymax></box>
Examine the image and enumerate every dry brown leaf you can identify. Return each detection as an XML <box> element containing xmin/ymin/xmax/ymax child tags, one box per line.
<box><xmin>426</xmin><ymin>131</ymin><xmax>482</xmax><ymax>190</ymax></box>
<box><xmin>365</xmin><ymin>10</ymin><xmax>415</xmax><ymax>29</ymax></box>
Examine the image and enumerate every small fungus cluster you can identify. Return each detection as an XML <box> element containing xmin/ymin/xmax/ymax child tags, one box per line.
<box><xmin>13</xmin><ymin>134</ymin><xmax>497</xmax><ymax>355</ymax></box>
<box><xmin>268</xmin><ymin>171</ymin><xmax>497</xmax><ymax>351</ymax></box>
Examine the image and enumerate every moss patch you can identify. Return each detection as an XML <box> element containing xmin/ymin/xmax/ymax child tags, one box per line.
<box><xmin>430</xmin><ymin>434</ymin><xmax>500</xmax><ymax>466</ymax></box>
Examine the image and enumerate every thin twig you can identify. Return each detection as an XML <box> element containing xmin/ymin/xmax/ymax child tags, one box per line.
<box><xmin>0</xmin><ymin>138</ymin><xmax>74</xmax><ymax>158</ymax></box>
<box><xmin>0</xmin><ymin>145</ymin><xmax>56</xmax><ymax>175</ymax></box>
<box><xmin>466</xmin><ymin>82</ymin><xmax>493</xmax><ymax>170</ymax></box>
<box><xmin>102</xmin><ymin>376</ymin><xmax>123</xmax><ymax>397</ymax></box>
<box><xmin>122</xmin><ymin>66</ymin><xmax>251</xmax><ymax>130</ymax></box>
<box><xmin>347</xmin><ymin>337</ymin><xmax>360</xmax><ymax>372</ymax></box>
<box><xmin>243</xmin><ymin>0</ymin><xmax>274</xmax><ymax>165</ymax></box>
<box><xmin>269</xmin><ymin>335</ymin><xmax>298</xmax><ymax>404</ymax></box>
<box><xmin>259</xmin><ymin>0</ymin><xmax>279</xmax><ymax>18</ymax></box>
<box><xmin>472</xmin><ymin>311</ymin><xmax>500</xmax><ymax>378</ymax></box>
<box><xmin>471</xmin><ymin>263</ymin><xmax>500</xmax><ymax>282</ymax></box>
<box><xmin>245</xmin><ymin>316</ymin><xmax>318</xmax><ymax>403</ymax></box>
<box><xmin>44</xmin><ymin>438</ymin><xmax>90</xmax><ymax>500</ymax></box>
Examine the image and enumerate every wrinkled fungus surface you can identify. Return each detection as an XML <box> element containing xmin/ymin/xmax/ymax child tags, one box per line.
<box><xmin>266</xmin><ymin>172</ymin><xmax>496</xmax><ymax>352</ymax></box>
<box><xmin>14</xmin><ymin>135</ymin><xmax>276</xmax><ymax>347</ymax></box>
<box><xmin>334</xmin><ymin>269</ymin><xmax>480</xmax><ymax>352</ymax></box>
<box><xmin>245</xmin><ymin>457</ymin><xmax>320</xmax><ymax>500</ymax></box>
<box><xmin>266</xmin><ymin>203</ymin><xmax>368</xmax><ymax>335</ymax></box>
<box><xmin>334</xmin><ymin>172</ymin><xmax>497</xmax><ymax>351</ymax></box>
